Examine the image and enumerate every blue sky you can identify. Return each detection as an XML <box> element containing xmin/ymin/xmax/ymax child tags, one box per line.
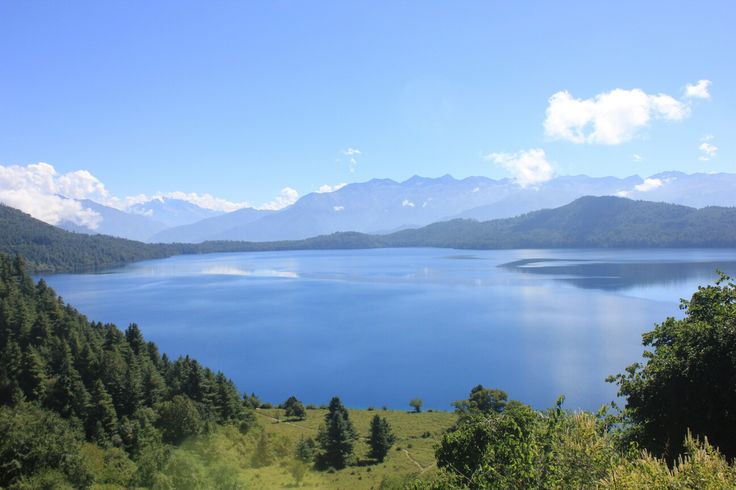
<box><xmin>0</xmin><ymin>1</ymin><xmax>733</xmax><ymax>208</ymax></box>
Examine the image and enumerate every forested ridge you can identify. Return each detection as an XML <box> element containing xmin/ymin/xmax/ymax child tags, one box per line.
<box><xmin>3</xmin><ymin>196</ymin><xmax>736</xmax><ymax>273</ymax></box>
<box><xmin>0</xmin><ymin>253</ymin><xmax>254</xmax><ymax>488</ymax></box>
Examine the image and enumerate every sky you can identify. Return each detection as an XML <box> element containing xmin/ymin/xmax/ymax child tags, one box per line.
<box><xmin>0</xmin><ymin>1</ymin><xmax>734</xmax><ymax>215</ymax></box>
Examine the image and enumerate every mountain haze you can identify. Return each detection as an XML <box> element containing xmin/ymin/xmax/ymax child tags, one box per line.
<box><xmin>3</xmin><ymin>196</ymin><xmax>736</xmax><ymax>272</ymax></box>
<box><xmin>152</xmin><ymin>172</ymin><xmax>736</xmax><ymax>243</ymax></box>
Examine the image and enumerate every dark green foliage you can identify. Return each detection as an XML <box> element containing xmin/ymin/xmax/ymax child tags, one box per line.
<box><xmin>436</xmin><ymin>401</ymin><xmax>540</xmax><ymax>487</ymax></box>
<box><xmin>295</xmin><ymin>435</ymin><xmax>317</xmax><ymax>462</ymax></box>
<box><xmin>156</xmin><ymin>395</ymin><xmax>203</xmax><ymax>445</ymax></box>
<box><xmin>317</xmin><ymin>396</ymin><xmax>358</xmax><ymax>469</ymax></box>
<box><xmin>284</xmin><ymin>395</ymin><xmax>307</xmax><ymax>420</ymax></box>
<box><xmin>609</xmin><ymin>273</ymin><xmax>736</xmax><ymax>459</ymax></box>
<box><xmin>87</xmin><ymin>379</ymin><xmax>118</xmax><ymax>444</ymax></box>
<box><xmin>452</xmin><ymin>385</ymin><xmax>508</xmax><ymax>419</ymax></box>
<box><xmin>0</xmin><ymin>402</ymin><xmax>92</xmax><ymax>488</ymax></box>
<box><xmin>432</xmin><ymin>397</ymin><xmax>620</xmax><ymax>489</ymax></box>
<box><xmin>369</xmin><ymin>415</ymin><xmax>396</xmax><ymax>462</ymax></box>
<box><xmin>0</xmin><ymin>253</ymin><xmax>255</xmax><ymax>485</ymax></box>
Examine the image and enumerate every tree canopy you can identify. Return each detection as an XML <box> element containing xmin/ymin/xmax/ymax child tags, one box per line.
<box><xmin>608</xmin><ymin>272</ymin><xmax>736</xmax><ymax>459</ymax></box>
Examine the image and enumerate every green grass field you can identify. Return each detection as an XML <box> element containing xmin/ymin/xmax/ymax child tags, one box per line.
<box><xmin>166</xmin><ymin>407</ymin><xmax>457</xmax><ymax>489</ymax></box>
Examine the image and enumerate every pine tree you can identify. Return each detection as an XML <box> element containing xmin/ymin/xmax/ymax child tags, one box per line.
<box><xmin>284</xmin><ymin>395</ymin><xmax>306</xmax><ymax>420</ymax></box>
<box><xmin>19</xmin><ymin>347</ymin><xmax>47</xmax><ymax>401</ymax></box>
<box><xmin>87</xmin><ymin>379</ymin><xmax>118</xmax><ymax>444</ymax></box>
<box><xmin>317</xmin><ymin>396</ymin><xmax>357</xmax><ymax>469</ymax></box>
<box><xmin>369</xmin><ymin>415</ymin><xmax>396</xmax><ymax>462</ymax></box>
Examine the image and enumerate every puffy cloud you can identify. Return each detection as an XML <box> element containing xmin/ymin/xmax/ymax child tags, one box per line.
<box><xmin>544</xmin><ymin>87</ymin><xmax>690</xmax><ymax>144</ymax></box>
<box><xmin>699</xmin><ymin>135</ymin><xmax>718</xmax><ymax>161</ymax></box>
<box><xmin>0</xmin><ymin>161</ymin><xmax>297</xmax><ymax>231</ymax></box>
<box><xmin>616</xmin><ymin>177</ymin><xmax>670</xmax><ymax>197</ymax></box>
<box><xmin>126</xmin><ymin>191</ymin><xmax>250</xmax><ymax>212</ymax></box>
<box><xmin>699</xmin><ymin>142</ymin><xmax>718</xmax><ymax>161</ymax></box>
<box><xmin>634</xmin><ymin>178</ymin><xmax>664</xmax><ymax>192</ymax></box>
<box><xmin>258</xmin><ymin>187</ymin><xmax>299</xmax><ymax>211</ymax></box>
<box><xmin>316</xmin><ymin>183</ymin><xmax>347</xmax><ymax>193</ymax></box>
<box><xmin>401</xmin><ymin>199</ymin><xmax>415</xmax><ymax>208</ymax></box>
<box><xmin>0</xmin><ymin>162</ymin><xmax>103</xmax><ymax>228</ymax></box>
<box><xmin>685</xmin><ymin>79</ymin><xmax>711</xmax><ymax>99</ymax></box>
<box><xmin>333</xmin><ymin>205</ymin><xmax>345</xmax><ymax>212</ymax></box>
<box><xmin>485</xmin><ymin>148</ymin><xmax>554</xmax><ymax>187</ymax></box>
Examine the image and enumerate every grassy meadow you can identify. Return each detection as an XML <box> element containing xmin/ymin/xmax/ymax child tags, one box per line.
<box><xmin>162</xmin><ymin>407</ymin><xmax>457</xmax><ymax>489</ymax></box>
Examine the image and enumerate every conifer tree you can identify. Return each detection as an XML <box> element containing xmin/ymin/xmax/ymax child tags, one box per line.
<box><xmin>317</xmin><ymin>396</ymin><xmax>357</xmax><ymax>469</ymax></box>
<box><xmin>87</xmin><ymin>379</ymin><xmax>118</xmax><ymax>443</ymax></box>
<box><xmin>369</xmin><ymin>415</ymin><xmax>396</xmax><ymax>462</ymax></box>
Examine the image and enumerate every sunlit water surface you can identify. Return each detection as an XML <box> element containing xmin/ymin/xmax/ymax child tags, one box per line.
<box><xmin>40</xmin><ymin>248</ymin><xmax>736</xmax><ymax>410</ymax></box>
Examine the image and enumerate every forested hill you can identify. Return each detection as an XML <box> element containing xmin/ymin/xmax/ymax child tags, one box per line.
<box><xmin>3</xmin><ymin>197</ymin><xmax>736</xmax><ymax>272</ymax></box>
<box><xmin>0</xmin><ymin>204</ymin><xmax>380</xmax><ymax>272</ymax></box>
<box><xmin>0</xmin><ymin>253</ymin><xmax>255</xmax><ymax>487</ymax></box>
<box><xmin>385</xmin><ymin>196</ymin><xmax>736</xmax><ymax>249</ymax></box>
<box><xmin>0</xmin><ymin>204</ymin><xmax>183</xmax><ymax>272</ymax></box>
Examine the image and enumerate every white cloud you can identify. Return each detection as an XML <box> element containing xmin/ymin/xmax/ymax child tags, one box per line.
<box><xmin>616</xmin><ymin>177</ymin><xmax>669</xmax><ymax>197</ymax></box>
<box><xmin>632</xmin><ymin>154</ymin><xmax>643</xmax><ymax>162</ymax></box>
<box><xmin>341</xmin><ymin>148</ymin><xmax>361</xmax><ymax>173</ymax></box>
<box><xmin>634</xmin><ymin>178</ymin><xmax>664</xmax><ymax>192</ymax></box>
<box><xmin>258</xmin><ymin>187</ymin><xmax>299</xmax><ymax>211</ymax></box>
<box><xmin>699</xmin><ymin>142</ymin><xmax>718</xmax><ymax>161</ymax></box>
<box><xmin>544</xmin><ymin>87</ymin><xmax>690</xmax><ymax>144</ymax></box>
<box><xmin>685</xmin><ymin>79</ymin><xmax>711</xmax><ymax>99</ymax></box>
<box><xmin>122</xmin><ymin>191</ymin><xmax>251</xmax><ymax>212</ymax></box>
<box><xmin>472</xmin><ymin>187</ymin><xmax>480</xmax><ymax>192</ymax></box>
<box><xmin>485</xmin><ymin>148</ymin><xmax>554</xmax><ymax>187</ymax></box>
<box><xmin>402</xmin><ymin>199</ymin><xmax>415</xmax><ymax>208</ymax></box>
<box><xmin>316</xmin><ymin>183</ymin><xmax>347</xmax><ymax>193</ymax></box>
<box><xmin>333</xmin><ymin>205</ymin><xmax>345</xmax><ymax>212</ymax></box>
<box><xmin>0</xmin><ymin>162</ymin><xmax>103</xmax><ymax>228</ymax></box>
<box><xmin>0</xmin><ymin>161</ymin><xmax>298</xmax><ymax>231</ymax></box>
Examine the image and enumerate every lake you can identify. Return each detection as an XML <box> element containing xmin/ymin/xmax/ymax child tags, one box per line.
<box><xmin>40</xmin><ymin>248</ymin><xmax>736</xmax><ymax>411</ymax></box>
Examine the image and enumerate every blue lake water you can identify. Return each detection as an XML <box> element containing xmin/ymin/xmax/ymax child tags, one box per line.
<box><xmin>40</xmin><ymin>248</ymin><xmax>736</xmax><ymax>411</ymax></box>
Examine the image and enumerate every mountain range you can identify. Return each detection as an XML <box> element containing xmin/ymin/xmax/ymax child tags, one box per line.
<box><xmin>29</xmin><ymin>172</ymin><xmax>736</xmax><ymax>243</ymax></box>
<box><xmin>3</xmin><ymin>195</ymin><xmax>736</xmax><ymax>273</ymax></box>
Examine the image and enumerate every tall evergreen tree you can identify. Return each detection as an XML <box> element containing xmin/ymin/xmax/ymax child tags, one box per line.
<box><xmin>87</xmin><ymin>379</ymin><xmax>118</xmax><ymax>444</ymax></box>
<box><xmin>368</xmin><ymin>415</ymin><xmax>396</xmax><ymax>462</ymax></box>
<box><xmin>317</xmin><ymin>396</ymin><xmax>357</xmax><ymax>469</ymax></box>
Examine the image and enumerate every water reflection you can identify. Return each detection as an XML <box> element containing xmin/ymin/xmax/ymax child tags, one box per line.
<box><xmin>502</xmin><ymin>258</ymin><xmax>736</xmax><ymax>290</ymax></box>
<box><xmin>38</xmin><ymin>248</ymin><xmax>736</xmax><ymax>411</ymax></box>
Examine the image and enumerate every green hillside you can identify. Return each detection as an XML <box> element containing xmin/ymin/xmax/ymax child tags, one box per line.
<box><xmin>3</xmin><ymin>196</ymin><xmax>736</xmax><ymax>273</ymax></box>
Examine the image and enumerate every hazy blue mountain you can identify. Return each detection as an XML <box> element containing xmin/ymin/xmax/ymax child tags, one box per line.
<box><xmin>185</xmin><ymin>172</ymin><xmax>736</xmax><ymax>242</ymax></box>
<box><xmin>60</xmin><ymin>172</ymin><xmax>736</xmax><ymax>244</ymax></box>
<box><xmin>150</xmin><ymin>207</ymin><xmax>274</xmax><ymax>243</ymax></box>
<box><xmin>620</xmin><ymin>172</ymin><xmax>736</xmax><ymax>208</ymax></box>
<box><xmin>456</xmin><ymin>175</ymin><xmax>642</xmax><ymax>221</ymax></box>
<box><xmin>209</xmin><ymin>175</ymin><xmax>518</xmax><ymax>241</ymax></box>
<box><xmin>5</xmin><ymin>196</ymin><xmax>736</xmax><ymax>272</ymax></box>
<box><xmin>129</xmin><ymin>197</ymin><xmax>224</xmax><ymax>228</ymax></box>
<box><xmin>59</xmin><ymin>199</ymin><xmax>168</xmax><ymax>242</ymax></box>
